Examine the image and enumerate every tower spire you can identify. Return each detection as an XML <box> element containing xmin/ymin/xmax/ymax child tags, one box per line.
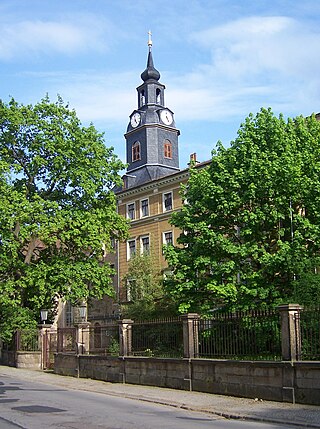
<box><xmin>148</xmin><ymin>30</ymin><xmax>152</xmax><ymax>51</ymax></box>
<box><xmin>124</xmin><ymin>33</ymin><xmax>180</xmax><ymax>188</ymax></box>
<box><xmin>141</xmin><ymin>30</ymin><xmax>160</xmax><ymax>82</ymax></box>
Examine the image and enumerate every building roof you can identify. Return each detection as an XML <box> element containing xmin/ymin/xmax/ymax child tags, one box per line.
<box><xmin>116</xmin><ymin>158</ymin><xmax>211</xmax><ymax>198</ymax></box>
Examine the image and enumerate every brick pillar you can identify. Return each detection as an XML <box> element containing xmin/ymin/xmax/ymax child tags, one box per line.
<box><xmin>182</xmin><ymin>313</ymin><xmax>200</xmax><ymax>358</ymax></box>
<box><xmin>278</xmin><ymin>304</ymin><xmax>302</xmax><ymax>361</ymax></box>
<box><xmin>118</xmin><ymin>319</ymin><xmax>133</xmax><ymax>356</ymax></box>
<box><xmin>76</xmin><ymin>323</ymin><xmax>90</xmax><ymax>355</ymax></box>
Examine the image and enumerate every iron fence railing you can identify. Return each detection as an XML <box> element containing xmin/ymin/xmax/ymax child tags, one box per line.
<box><xmin>88</xmin><ymin>323</ymin><xmax>120</xmax><ymax>355</ymax></box>
<box><xmin>6</xmin><ymin>306</ymin><xmax>320</xmax><ymax>362</ymax></box>
<box><xmin>196</xmin><ymin>309</ymin><xmax>282</xmax><ymax>361</ymax></box>
<box><xmin>299</xmin><ymin>306</ymin><xmax>320</xmax><ymax>360</ymax></box>
<box><xmin>131</xmin><ymin>317</ymin><xmax>183</xmax><ymax>358</ymax></box>
<box><xmin>16</xmin><ymin>329</ymin><xmax>40</xmax><ymax>352</ymax></box>
<box><xmin>57</xmin><ymin>327</ymin><xmax>77</xmax><ymax>353</ymax></box>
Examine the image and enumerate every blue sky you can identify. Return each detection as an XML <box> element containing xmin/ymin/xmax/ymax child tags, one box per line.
<box><xmin>1</xmin><ymin>0</ymin><xmax>320</xmax><ymax>168</ymax></box>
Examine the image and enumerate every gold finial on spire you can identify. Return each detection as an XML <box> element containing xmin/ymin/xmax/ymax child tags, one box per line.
<box><xmin>148</xmin><ymin>30</ymin><xmax>152</xmax><ymax>50</ymax></box>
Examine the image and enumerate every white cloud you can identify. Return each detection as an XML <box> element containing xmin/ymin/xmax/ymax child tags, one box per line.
<box><xmin>190</xmin><ymin>16</ymin><xmax>320</xmax><ymax>79</ymax></box>
<box><xmin>0</xmin><ymin>16</ymin><xmax>108</xmax><ymax>60</ymax></box>
<box><xmin>40</xmin><ymin>70</ymin><xmax>138</xmax><ymax>125</ymax></box>
<box><xmin>163</xmin><ymin>15</ymin><xmax>320</xmax><ymax>121</ymax></box>
<box><xmin>9</xmin><ymin>13</ymin><xmax>320</xmax><ymax>132</ymax></box>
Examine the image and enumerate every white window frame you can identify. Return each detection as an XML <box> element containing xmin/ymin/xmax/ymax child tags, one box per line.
<box><xmin>126</xmin><ymin>201</ymin><xmax>135</xmax><ymax>220</ymax></box>
<box><xmin>163</xmin><ymin>230</ymin><xmax>173</xmax><ymax>246</ymax></box>
<box><xmin>140</xmin><ymin>198</ymin><xmax>149</xmax><ymax>218</ymax></box>
<box><xmin>65</xmin><ymin>301</ymin><xmax>73</xmax><ymax>327</ymax></box>
<box><xmin>163</xmin><ymin>191</ymin><xmax>173</xmax><ymax>212</ymax></box>
<box><xmin>140</xmin><ymin>235</ymin><xmax>150</xmax><ymax>255</ymax></box>
<box><xmin>127</xmin><ymin>238</ymin><xmax>136</xmax><ymax>260</ymax></box>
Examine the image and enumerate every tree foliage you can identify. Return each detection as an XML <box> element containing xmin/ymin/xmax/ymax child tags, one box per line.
<box><xmin>164</xmin><ymin>108</ymin><xmax>320</xmax><ymax>314</ymax></box>
<box><xmin>121</xmin><ymin>253</ymin><xmax>177</xmax><ymax>320</ymax></box>
<box><xmin>0</xmin><ymin>96</ymin><xmax>128</xmax><ymax>340</ymax></box>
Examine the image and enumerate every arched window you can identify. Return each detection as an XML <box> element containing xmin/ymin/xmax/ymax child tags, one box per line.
<box><xmin>156</xmin><ymin>88</ymin><xmax>161</xmax><ymax>104</ymax></box>
<box><xmin>132</xmin><ymin>141</ymin><xmax>141</xmax><ymax>162</ymax></box>
<box><xmin>140</xmin><ymin>90</ymin><xmax>145</xmax><ymax>106</ymax></box>
<box><xmin>164</xmin><ymin>139</ymin><xmax>172</xmax><ymax>159</ymax></box>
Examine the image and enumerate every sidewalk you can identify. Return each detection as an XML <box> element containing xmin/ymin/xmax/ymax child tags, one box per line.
<box><xmin>1</xmin><ymin>365</ymin><xmax>320</xmax><ymax>428</ymax></box>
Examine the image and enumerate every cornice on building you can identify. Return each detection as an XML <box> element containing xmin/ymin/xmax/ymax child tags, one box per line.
<box><xmin>127</xmin><ymin>210</ymin><xmax>177</xmax><ymax>227</ymax></box>
<box><xmin>117</xmin><ymin>159</ymin><xmax>211</xmax><ymax>200</ymax></box>
<box><xmin>117</xmin><ymin>170</ymin><xmax>189</xmax><ymax>199</ymax></box>
<box><xmin>124</xmin><ymin>122</ymin><xmax>180</xmax><ymax>138</ymax></box>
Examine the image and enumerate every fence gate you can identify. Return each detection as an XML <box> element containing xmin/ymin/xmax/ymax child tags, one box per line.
<box><xmin>42</xmin><ymin>330</ymin><xmax>57</xmax><ymax>370</ymax></box>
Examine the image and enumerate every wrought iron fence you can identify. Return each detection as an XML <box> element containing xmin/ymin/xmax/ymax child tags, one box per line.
<box><xmin>57</xmin><ymin>327</ymin><xmax>77</xmax><ymax>353</ymax></box>
<box><xmin>7</xmin><ymin>306</ymin><xmax>320</xmax><ymax>362</ymax></box>
<box><xmin>299</xmin><ymin>306</ymin><xmax>320</xmax><ymax>360</ymax></box>
<box><xmin>43</xmin><ymin>330</ymin><xmax>58</xmax><ymax>369</ymax></box>
<box><xmin>15</xmin><ymin>329</ymin><xmax>40</xmax><ymax>352</ymax></box>
<box><xmin>88</xmin><ymin>323</ymin><xmax>120</xmax><ymax>355</ymax></box>
<box><xmin>131</xmin><ymin>317</ymin><xmax>183</xmax><ymax>358</ymax></box>
<box><xmin>196</xmin><ymin>309</ymin><xmax>282</xmax><ymax>361</ymax></box>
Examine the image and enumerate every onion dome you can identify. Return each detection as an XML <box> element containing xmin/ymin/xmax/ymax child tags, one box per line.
<box><xmin>140</xmin><ymin>32</ymin><xmax>160</xmax><ymax>82</ymax></box>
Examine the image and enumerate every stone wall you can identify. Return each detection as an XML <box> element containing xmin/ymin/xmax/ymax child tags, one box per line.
<box><xmin>54</xmin><ymin>353</ymin><xmax>78</xmax><ymax>377</ymax></box>
<box><xmin>15</xmin><ymin>351</ymin><xmax>41</xmax><ymax>369</ymax></box>
<box><xmin>295</xmin><ymin>362</ymin><xmax>320</xmax><ymax>404</ymax></box>
<box><xmin>1</xmin><ymin>350</ymin><xmax>16</xmax><ymax>367</ymax></box>
<box><xmin>1</xmin><ymin>351</ymin><xmax>41</xmax><ymax>369</ymax></box>
<box><xmin>191</xmin><ymin>360</ymin><xmax>290</xmax><ymax>402</ymax></box>
<box><xmin>54</xmin><ymin>353</ymin><xmax>320</xmax><ymax>405</ymax></box>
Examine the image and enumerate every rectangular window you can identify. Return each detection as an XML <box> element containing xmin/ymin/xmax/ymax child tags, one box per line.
<box><xmin>140</xmin><ymin>198</ymin><xmax>149</xmax><ymax>217</ymax></box>
<box><xmin>127</xmin><ymin>239</ymin><xmax>136</xmax><ymax>260</ymax></box>
<box><xmin>127</xmin><ymin>202</ymin><xmax>135</xmax><ymax>220</ymax></box>
<box><xmin>140</xmin><ymin>235</ymin><xmax>150</xmax><ymax>254</ymax></box>
<box><xmin>163</xmin><ymin>231</ymin><xmax>173</xmax><ymax>246</ymax></box>
<box><xmin>163</xmin><ymin>192</ymin><xmax>173</xmax><ymax>212</ymax></box>
<box><xmin>65</xmin><ymin>301</ymin><xmax>73</xmax><ymax>327</ymax></box>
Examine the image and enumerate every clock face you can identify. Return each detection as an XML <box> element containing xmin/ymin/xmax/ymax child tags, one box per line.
<box><xmin>160</xmin><ymin>109</ymin><xmax>173</xmax><ymax>125</ymax></box>
<box><xmin>130</xmin><ymin>112</ymin><xmax>141</xmax><ymax>128</ymax></box>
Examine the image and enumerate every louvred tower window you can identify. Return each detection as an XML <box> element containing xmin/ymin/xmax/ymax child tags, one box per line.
<box><xmin>164</xmin><ymin>139</ymin><xmax>172</xmax><ymax>159</ymax></box>
<box><xmin>132</xmin><ymin>141</ymin><xmax>141</xmax><ymax>161</ymax></box>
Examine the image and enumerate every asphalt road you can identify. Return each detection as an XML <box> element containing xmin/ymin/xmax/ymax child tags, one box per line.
<box><xmin>0</xmin><ymin>370</ymin><xmax>303</xmax><ymax>429</ymax></box>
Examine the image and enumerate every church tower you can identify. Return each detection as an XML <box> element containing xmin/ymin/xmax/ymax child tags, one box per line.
<box><xmin>124</xmin><ymin>34</ymin><xmax>180</xmax><ymax>189</ymax></box>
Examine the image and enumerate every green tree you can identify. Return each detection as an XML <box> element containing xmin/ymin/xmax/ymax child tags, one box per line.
<box><xmin>0</xmin><ymin>96</ymin><xmax>128</xmax><ymax>341</ymax></box>
<box><xmin>164</xmin><ymin>108</ymin><xmax>320</xmax><ymax>314</ymax></box>
<box><xmin>121</xmin><ymin>253</ymin><xmax>177</xmax><ymax>320</ymax></box>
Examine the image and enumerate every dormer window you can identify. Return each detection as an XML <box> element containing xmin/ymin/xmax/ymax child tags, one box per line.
<box><xmin>132</xmin><ymin>141</ymin><xmax>141</xmax><ymax>162</ymax></box>
<box><xmin>164</xmin><ymin>140</ymin><xmax>172</xmax><ymax>159</ymax></box>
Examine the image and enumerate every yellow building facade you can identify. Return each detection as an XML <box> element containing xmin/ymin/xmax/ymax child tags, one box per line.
<box><xmin>116</xmin><ymin>169</ymin><xmax>189</xmax><ymax>302</ymax></box>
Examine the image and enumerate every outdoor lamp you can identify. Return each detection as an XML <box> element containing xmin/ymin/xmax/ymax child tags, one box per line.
<box><xmin>40</xmin><ymin>309</ymin><xmax>48</xmax><ymax>324</ymax></box>
<box><xmin>79</xmin><ymin>302</ymin><xmax>87</xmax><ymax>322</ymax></box>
